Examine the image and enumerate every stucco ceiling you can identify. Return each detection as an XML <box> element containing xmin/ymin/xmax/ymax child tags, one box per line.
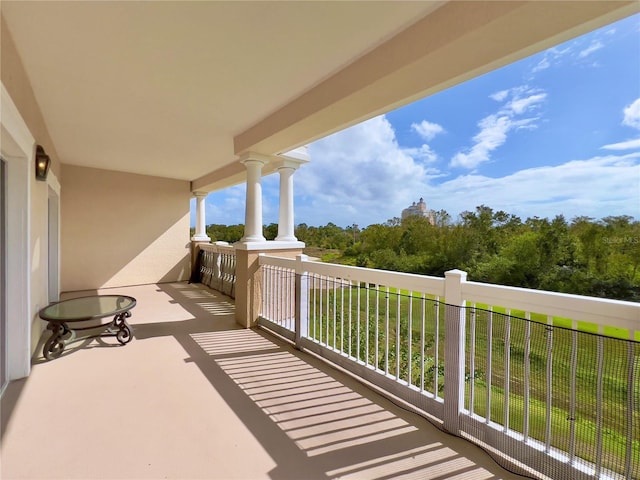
<box><xmin>2</xmin><ymin>1</ymin><xmax>638</xmax><ymax>190</ymax></box>
<box><xmin>1</xmin><ymin>1</ymin><xmax>441</xmax><ymax>181</ymax></box>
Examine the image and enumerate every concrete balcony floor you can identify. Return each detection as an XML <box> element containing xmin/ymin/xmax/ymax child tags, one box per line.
<box><xmin>1</xmin><ymin>282</ymin><xmax>525</xmax><ymax>480</ymax></box>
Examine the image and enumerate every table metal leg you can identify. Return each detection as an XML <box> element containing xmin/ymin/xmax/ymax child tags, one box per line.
<box><xmin>42</xmin><ymin>309</ymin><xmax>134</xmax><ymax>359</ymax></box>
<box><xmin>43</xmin><ymin>322</ymin><xmax>70</xmax><ymax>360</ymax></box>
<box><xmin>114</xmin><ymin>311</ymin><xmax>133</xmax><ymax>345</ymax></box>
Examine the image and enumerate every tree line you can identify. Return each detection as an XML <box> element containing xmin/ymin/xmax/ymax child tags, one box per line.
<box><xmin>199</xmin><ymin>206</ymin><xmax>640</xmax><ymax>301</ymax></box>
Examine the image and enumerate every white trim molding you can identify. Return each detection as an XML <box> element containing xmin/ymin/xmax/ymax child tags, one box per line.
<box><xmin>1</xmin><ymin>82</ymin><xmax>35</xmax><ymax>380</ymax></box>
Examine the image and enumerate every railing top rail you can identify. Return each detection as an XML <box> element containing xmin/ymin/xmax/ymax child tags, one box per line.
<box><xmin>259</xmin><ymin>254</ymin><xmax>446</xmax><ymax>296</ymax></box>
<box><xmin>199</xmin><ymin>242</ymin><xmax>236</xmax><ymax>254</ymax></box>
<box><xmin>258</xmin><ymin>254</ymin><xmax>295</xmax><ymax>269</ymax></box>
<box><xmin>462</xmin><ymin>279</ymin><xmax>640</xmax><ymax>332</ymax></box>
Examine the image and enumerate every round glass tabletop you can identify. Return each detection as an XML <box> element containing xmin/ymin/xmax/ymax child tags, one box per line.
<box><xmin>39</xmin><ymin>295</ymin><xmax>137</xmax><ymax>322</ymax></box>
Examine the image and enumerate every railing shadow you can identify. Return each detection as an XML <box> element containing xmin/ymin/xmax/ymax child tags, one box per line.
<box><xmin>136</xmin><ymin>282</ymin><xmax>520</xmax><ymax>480</ymax></box>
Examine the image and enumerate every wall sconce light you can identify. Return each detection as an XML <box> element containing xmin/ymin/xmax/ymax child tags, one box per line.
<box><xmin>35</xmin><ymin>145</ymin><xmax>51</xmax><ymax>181</ymax></box>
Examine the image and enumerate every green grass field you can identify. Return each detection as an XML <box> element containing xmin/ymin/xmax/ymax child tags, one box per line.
<box><xmin>306</xmin><ymin>284</ymin><xmax>640</xmax><ymax>477</ymax></box>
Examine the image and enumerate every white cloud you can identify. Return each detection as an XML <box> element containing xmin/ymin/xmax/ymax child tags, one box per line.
<box><xmin>530</xmin><ymin>46</ymin><xmax>572</xmax><ymax>74</ymax></box>
<box><xmin>623</xmin><ymin>98</ymin><xmax>640</xmax><ymax>130</ymax></box>
<box><xmin>402</xmin><ymin>144</ymin><xmax>438</xmax><ymax>163</ymax></box>
<box><xmin>451</xmin><ymin>115</ymin><xmax>510</xmax><ymax>169</ymax></box>
<box><xmin>511</xmin><ymin>117</ymin><xmax>539</xmax><ymax>132</ymax></box>
<box><xmin>531</xmin><ymin>57</ymin><xmax>550</xmax><ymax>73</ymax></box>
<box><xmin>407</xmin><ymin>120</ymin><xmax>444</xmax><ymax>164</ymax></box>
<box><xmin>530</xmin><ymin>27</ymin><xmax>614</xmax><ymax>76</ymax></box>
<box><xmin>601</xmin><ymin>138</ymin><xmax>640</xmax><ymax>150</ymax></box>
<box><xmin>297</xmin><ymin>115</ymin><xmax>430</xmax><ymax>226</ymax></box>
<box><xmin>578</xmin><ymin>40</ymin><xmax>604</xmax><ymax>58</ymax></box>
<box><xmin>411</xmin><ymin>120</ymin><xmax>445</xmax><ymax>141</ymax></box>
<box><xmin>451</xmin><ymin>87</ymin><xmax>546</xmax><ymax>169</ymax></box>
<box><xmin>507</xmin><ymin>93</ymin><xmax>547</xmax><ymax>115</ymax></box>
<box><xmin>490</xmin><ymin>90</ymin><xmax>509</xmax><ymax>102</ymax></box>
<box><xmin>599</xmin><ymin>99</ymin><xmax>640</xmax><ymax>153</ymax></box>
<box><xmin>431</xmin><ymin>153</ymin><xmax>640</xmax><ymax>222</ymax></box>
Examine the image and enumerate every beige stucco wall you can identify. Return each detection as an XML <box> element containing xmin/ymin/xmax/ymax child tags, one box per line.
<box><xmin>235</xmin><ymin>247</ymin><xmax>305</xmax><ymax>328</ymax></box>
<box><xmin>61</xmin><ymin>165</ymin><xmax>191</xmax><ymax>292</ymax></box>
<box><xmin>1</xmin><ymin>15</ymin><xmax>61</xmax><ymax>179</ymax></box>
<box><xmin>1</xmin><ymin>15</ymin><xmax>61</xmax><ymax>358</ymax></box>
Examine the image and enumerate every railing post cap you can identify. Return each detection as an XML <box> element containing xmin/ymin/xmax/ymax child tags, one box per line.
<box><xmin>295</xmin><ymin>253</ymin><xmax>308</xmax><ymax>274</ymax></box>
<box><xmin>445</xmin><ymin>269</ymin><xmax>468</xmax><ymax>279</ymax></box>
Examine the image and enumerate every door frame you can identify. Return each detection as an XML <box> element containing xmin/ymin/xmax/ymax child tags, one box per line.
<box><xmin>48</xmin><ymin>182</ymin><xmax>60</xmax><ymax>304</ymax></box>
<box><xmin>1</xmin><ymin>84</ymin><xmax>34</xmax><ymax>382</ymax></box>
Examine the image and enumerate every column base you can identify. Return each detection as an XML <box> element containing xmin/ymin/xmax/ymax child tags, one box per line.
<box><xmin>235</xmin><ymin>240</ymin><xmax>305</xmax><ymax>251</ymax></box>
<box><xmin>275</xmin><ymin>235</ymin><xmax>298</xmax><ymax>242</ymax></box>
<box><xmin>191</xmin><ymin>235</ymin><xmax>211</xmax><ymax>242</ymax></box>
<box><xmin>240</xmin><ymin>235</ymin><xmax>267</xmax><ymax>243</ymax></box>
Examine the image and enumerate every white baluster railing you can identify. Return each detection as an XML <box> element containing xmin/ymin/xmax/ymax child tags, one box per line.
<box><xmin>198</xmin><ymin>242</ymin><xmax>236</xmax><ymax>298</ymax></box>
<box><xmin>257</xmin><ymin>254</ymin><xmax>639</xmax><ymax>480</ymax></box>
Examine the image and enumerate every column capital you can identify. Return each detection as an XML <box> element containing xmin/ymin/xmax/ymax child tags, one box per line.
<box><xmin>280</xmin><ymin>145</ymin><xmax>310</xmax><ymax>163</ymax></box>
<box><xmin>276</xmin><ymin>158</ymin><xmax>307</xmax><ymax>171</ymax></box>
<box><xmin>276</xmin><ymin>148</ymin><xmax>309</xmax><ymax>171</ymax></box>
<box><xmin>239</xmin><ymin>151</ymin><xmax>271</xmax><ymax>166</ymax></box>
<box><xmin>192</xmin><ymin>191</ymin><xmax>208</xmax><ymax>199</ymax></box>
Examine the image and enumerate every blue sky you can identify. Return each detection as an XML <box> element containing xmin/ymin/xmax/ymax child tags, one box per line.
<box><xmin>194</xmin><ymin>14</ymin><xmax>640</xmax><ymax>228</ymax></box>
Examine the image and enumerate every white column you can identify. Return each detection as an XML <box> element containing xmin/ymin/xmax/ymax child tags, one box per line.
<box><xmin>192</xmin><ymin>191</ymin><xmax>210</xmax><ymax>242</ymax></box>
<box><xmin>275</xmin><ymin>148</ymin><xmax>309</xmax><ymax>242</ymax></box>
<box><xmin>241</xmin><ymin>154</ymin><xmax>267</xmax><ymax>242</ymax></box>
<box><xmin>275</xmin><ymin>161</ymin><xmax>299</xmax><ymax>241</ymax></box>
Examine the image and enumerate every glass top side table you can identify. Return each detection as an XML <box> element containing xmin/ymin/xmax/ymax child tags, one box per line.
<box><xmin>38</xmin><ymin>295</ymin><xmax>137</xmax><ymax>360</ymax></box>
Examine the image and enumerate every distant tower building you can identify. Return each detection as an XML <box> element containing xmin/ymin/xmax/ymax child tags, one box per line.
<box><xmin>401</xmin><ymin>197</ymin><xmax>435</xmax><ymax>225</ymax></box>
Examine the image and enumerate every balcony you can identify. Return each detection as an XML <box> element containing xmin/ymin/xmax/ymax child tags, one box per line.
<box><xmin>2</xmin><ymin>3</ymin><xmax>639</xmax><ymax>480</ymax></box>
<box><xmin>1</xmin><ymin>282</ymin><xmax>523</xmax><ymax>480</ymax></box>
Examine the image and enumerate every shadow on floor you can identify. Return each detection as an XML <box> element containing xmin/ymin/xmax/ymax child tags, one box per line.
<box><xmin>141</xmin><ymin>282</ymin><xmax>522</xmax><ymax>480</ymax></box>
